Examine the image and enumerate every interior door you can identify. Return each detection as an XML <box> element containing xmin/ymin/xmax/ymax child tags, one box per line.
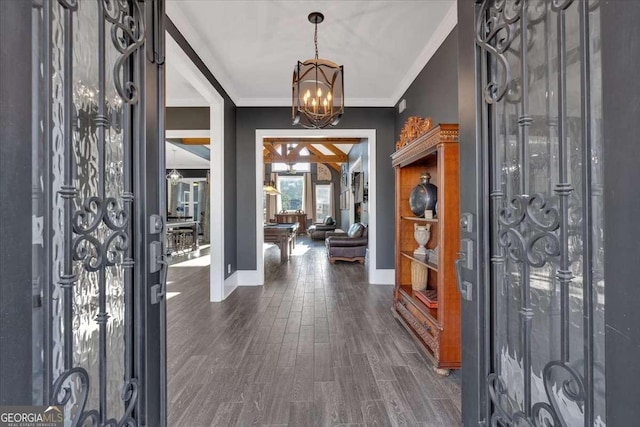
<box><xmin>471</xmin><ymin>0</ymin><xmax>606</xmax><ymax>425</ymax></box>
<box><xmin>29</xmin><ymin>0</ymin><xmax>167</xmax><ymax>425</ymax></box>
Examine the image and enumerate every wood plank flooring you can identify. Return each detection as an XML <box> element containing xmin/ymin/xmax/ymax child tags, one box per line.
<box><xmin>167</xmin><ymin>237</ymin><xmax>461</xmax><ymax>426</ymax></box>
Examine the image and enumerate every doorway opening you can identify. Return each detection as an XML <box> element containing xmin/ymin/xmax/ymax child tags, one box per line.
<box><xmin>254</xmin><ymin>129</ymin><xmax>390</xmax><ymax>286</ymax></box>
<box><xmin>165</xmin><ymin>34</ymin><xmax>226</xmax><ymax>301</ymax></box>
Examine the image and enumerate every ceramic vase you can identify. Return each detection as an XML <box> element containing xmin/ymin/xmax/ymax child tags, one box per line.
<box><xmin>413</xmin><ymin>223</ymin><xmax>431</xmax><ymax>256</ymax></box>
<box><xmin>411</xmin><ymin>261</ymin><xmax>428</xmax><ymax>291</ymax></box>
<box><xmin>409</xmin><ymin>172</ymin><xmax>438</xmax><ymax>217</ymax></box>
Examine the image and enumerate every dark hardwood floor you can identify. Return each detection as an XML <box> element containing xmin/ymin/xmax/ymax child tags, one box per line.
<box><xmin>167</xmin><ymin>236</ymin><xmax>461</xmax><ymax>426</ymax></box>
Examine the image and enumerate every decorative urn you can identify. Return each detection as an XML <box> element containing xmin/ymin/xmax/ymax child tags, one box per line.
<box><xmin>413</xmin><ymin>223</ymin><xmax>431</xmax><ymax>257</ymax></box>
<box><xmin>409</xmin><ymin>172</ymin><xmax>437</xmax><ymax>217</ymax></box>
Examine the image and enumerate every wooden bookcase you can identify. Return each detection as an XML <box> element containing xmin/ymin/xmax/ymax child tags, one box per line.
<box><xmin>391</xmin><ymin>123</ymin><xmax>460</xmax><ymax>375</ymax></box>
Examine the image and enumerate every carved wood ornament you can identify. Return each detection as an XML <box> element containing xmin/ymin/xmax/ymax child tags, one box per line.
<box><xmin>395</xmin><ymin>116</ymin><xmax>433</xmax><ymax>150</ymax></box>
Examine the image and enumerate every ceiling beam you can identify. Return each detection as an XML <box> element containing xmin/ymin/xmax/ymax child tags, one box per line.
<box><xmin>328</xmin><ymin>163</ymin><xmax>341</xmax><ymax>172</ymax></box>
<box><xmin>263</xmin><ymin>137</ymin><xmax>361</xmax><ymax>145</ymax></box>
<box><xmin>325</xmin><ymin>143</ymin><xmax>348</xmax><ymax>157</ymax></box>
<box><xmin>286</xmin><ymin>145</ymin><xmax>348</xmax><ymax>165</ymax></box>
<box><xmin>264</xmin><ymin>143</ymin><xmax>279</xmax><ymax>156</ymax></box>
<box><xmin>304</xmin><ymin>144</ymin><xmax>325</xmax><ymax>157</ymax></box>
<box><xmin>288</xmin><ymin>143</ymin><xmax>305</xmax><ymax>157</ymax></box>
<box><xmin>181</xmin><ymin>138</ymin><xmax>210</xmax><ymax>145</ymax></box>
<box><xmin>264</xmin><ymin>153</ymin><xmax>347</xmax><ymax>163</ymax></box>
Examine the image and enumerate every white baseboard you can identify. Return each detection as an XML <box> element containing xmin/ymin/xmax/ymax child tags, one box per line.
<box><xmin>369</xmin><ymin>269</ymin><xmax>395</xmax><ymax>285</ymax></box>
<box><xmin>236</xmin><ymin>270</ymin><xmax>263</xmax><ymax>286</ymax></box>
<box><xmin>223</xmin><ymin>272</ymin><xmax>238</xmax><ymax>299</ymax></box>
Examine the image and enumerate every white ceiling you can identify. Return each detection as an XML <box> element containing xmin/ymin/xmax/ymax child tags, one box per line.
<box><xmin>165</xmin><ymin>60</ymin><xmax>209</xmax><ymax>107</ymax></box>
<box><xmin>165</xmin><ymin>0</ymin><xmax>457</xmax><ymax>107</ymax></box>
<box><xmin>166</xmin><ymin>142</ymin><xmax>210</xmax><ymax>169</ymax></box>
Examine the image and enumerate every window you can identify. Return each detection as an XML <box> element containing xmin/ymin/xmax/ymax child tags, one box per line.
<box><xmin>278</xmin><ymin>175</ymin><xmax>304</xmax><ymax>212</ymax></box>
<box><xmin>315</xmin><ymin>184</ymin><xmax>332</xmax><ymax>220</ymax></box>
<box><xmin>272</xmin><ymin>162</ymin><xmax>310</xmax><ymax>172</ymax></box>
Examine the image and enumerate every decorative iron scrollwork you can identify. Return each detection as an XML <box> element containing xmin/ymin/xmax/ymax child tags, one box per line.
<box><xmin>57</xmin><ymin>0</ymin><xmax>78</xmax><ymax>10</ymax></box>
<box><xmin>72</xmin><ymin>197</ymin><xmax>129</xmax><ymax>272</ymax></box>
<box><xmin>118</xmin><ymin>379</ymin><xmax>139</xmax><ymax>427</ymax></box>
<box><xmin>52</xmin><ymin>366</ymin><xmax>137</xmax><ymax>426</ymax></box>
<box><xmin>551</xmin><ymin>0</ymin><xmax>575</xmax><ymax>12</ymax></box>
<box><xmin>531</xmin><ymin>361</ymin><xmax>585</xmax><ymax>427</ymax></box>
<box><xmin>476</xmin><ymin>0</ymin><xmax>522</xmax><ymax>104</ymax></box>
<box><xmin>497</xmin><ymin>194</ymin><xmax>561</xmax><ymax>268</ymax></box>
<box><xmin>38</xmin><ymin>0</ymin><xmax>146</xmax><ymax>424</ymax></box>
<box><xmin>52</xmin><ymin>367</ymin><xmax>102</xmax><ymax>427</ymax></box>
<box><xmin>103</xmin><ymin>0</ymin><xmax>145</xmax><ymax>104</ymax></box>
<box><xmin>488</xmin><ymin>359</ymin><xmax>586</xmax><ymax>427</ymax></box>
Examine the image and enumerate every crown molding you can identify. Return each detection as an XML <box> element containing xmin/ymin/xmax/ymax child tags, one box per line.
<box><xmin>236</xmin><ymin>97</ymin><xmax>395</xmax><ymax>108</ymax></box>
<box><xmin>389</xmin><ymin>2</ymin><xmax>458</xmax><ymax>106</ymax></box>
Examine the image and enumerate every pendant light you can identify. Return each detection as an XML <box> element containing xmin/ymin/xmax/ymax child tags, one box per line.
<box><xmin>166</xmin><ymin>149</ymin><xmax>183</xmax><ymax>186</ymax></box>
<box><xmin>292</xmin><ymin>12</ymin><xmax>344</xmax><ymax>129</ymax></box>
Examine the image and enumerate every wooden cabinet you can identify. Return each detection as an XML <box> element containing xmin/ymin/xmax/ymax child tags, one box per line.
<box><xmin>391</xmin><ymin>122</ymin><xmax>460</xmax><ymax>375</ymax></box>
<box><xmin>275</xmin><ymin>212</ymin><xmax>308</xmax><ymax>234</ymax></box>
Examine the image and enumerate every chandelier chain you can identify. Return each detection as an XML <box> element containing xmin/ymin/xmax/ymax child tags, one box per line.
<box><xmin>314</xmin><ymin>22</ymin><xmax>318</xmax><ymax>59</ymax></box>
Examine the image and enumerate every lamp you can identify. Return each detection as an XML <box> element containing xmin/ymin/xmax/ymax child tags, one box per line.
<box><xmin>166</xmin><ymin>149</ymin><xmax>183</xmax><ymax>186</ymax></box>
<box><xmin>264</xmin><ymin>181</ymin><xmax>281</xmax><ymax>195</ymax></box>
<box><xmin>292</xmin><ymin>12</ymin><xmax>344</xmax><ymax>129</ymax></box>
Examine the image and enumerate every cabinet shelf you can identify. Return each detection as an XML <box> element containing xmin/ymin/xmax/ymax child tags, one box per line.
<box><xmin>400</xmin><ymin>251</ymin><xmax>439</xmax><ymax>272</ymax></box>
<box><xmin>398</xmin><ymin>285</ymin><xmax>440</xmax><ymax>325</ymax></box>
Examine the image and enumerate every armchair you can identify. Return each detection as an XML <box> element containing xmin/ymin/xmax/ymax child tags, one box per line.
<box><xmin>307</xmin><ymin>216</ymin><xmax>337</xmax><ymax>240</ymax></box>
<box><xmin>325</xmin><ymin>223</ymin><xmax>368</xmax><ymax>264</ymax></box>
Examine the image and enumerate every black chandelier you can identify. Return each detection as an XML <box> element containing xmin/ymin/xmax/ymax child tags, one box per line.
<box><xmin>292</xmin><ymin>12</ymin><xmax>344</xmax><ymax>129</ymax></box>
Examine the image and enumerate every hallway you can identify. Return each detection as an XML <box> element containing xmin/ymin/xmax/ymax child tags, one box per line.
<box><xmin>167</xmin><ymin>237</ymin><xmax>461</xmax><ymax>426</ymax></box>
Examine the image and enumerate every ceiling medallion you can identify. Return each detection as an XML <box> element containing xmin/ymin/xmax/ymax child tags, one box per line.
<box><xmin>292</xmin><ymin>12</ymin><xmax>344</xmax><ymax>129</ymax></box>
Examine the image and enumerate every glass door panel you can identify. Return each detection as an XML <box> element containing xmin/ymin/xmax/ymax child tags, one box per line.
<box><xmin>476</xmin><ymin>0</ymin><xmax>605</xmax><ymax>425</ymax></box>
<box><xmin>31</xmin><ymin>0</ymin><xmax>150</xmax><ymax>424</ymax></box>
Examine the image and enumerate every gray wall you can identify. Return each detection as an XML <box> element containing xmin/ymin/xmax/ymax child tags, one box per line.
<box><xmin>0</xmin><ymin>0</ymin><xmax>32</xmax><ymax>404</ymax></box>
<box><xmin>237</xmin><ymin>107</ymin><xmax>395</xmax><ymax>270</ymax></box>
<box><xmin>602</xmin><ymin>0</ymin><xmax>640</xmax><ymax>423</ymax></box>
<box><xmin>165</xmin><ymin>19</ymin><xmax>238</xmax><ymax>279</ymax></box>
<box><xmin>394</xmin><ymin>27</ymin><xmax>459</xmax><ymax>135</ymax></box>
<box><xmin>165</xmin><ymin>107</ymin><xmax>210</xmax><ymax>130</ymax></box>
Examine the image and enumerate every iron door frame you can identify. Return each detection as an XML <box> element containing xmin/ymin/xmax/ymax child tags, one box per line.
<box><xmin>134</xmin><ymin>1</ymin><xmax>167</xmax><ymax>425</ymax></box>
<box><xmin>457</xmin><ymin>1</ymin><xmax>490</xmax><ymax>426</ymax></box>
<box><xmin>600</xmin><ymin>1</ymin><xmax>640</xmax><ymax>423</ymax></box>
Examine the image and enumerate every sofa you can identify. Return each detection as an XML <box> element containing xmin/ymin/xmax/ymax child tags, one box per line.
<box><xmin>325</xmin><ymin>223</ymin><xmax>368</xmax><ymax>264</ymax></box>
<box><xmin>307</xmin><ymin>216</ymin><xmax>337</xmax><ymax>240</ymax></box>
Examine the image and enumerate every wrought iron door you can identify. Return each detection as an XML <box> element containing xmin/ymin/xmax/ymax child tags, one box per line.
<box><xmin>31</xmin><ymin>0</ymin><xmax>166</xmax><ymax>425</ymax></box>
<box><xmin>476</xmin><ymin>0</ymin><xmax>605</xmax><ymax>425</ymax></box>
